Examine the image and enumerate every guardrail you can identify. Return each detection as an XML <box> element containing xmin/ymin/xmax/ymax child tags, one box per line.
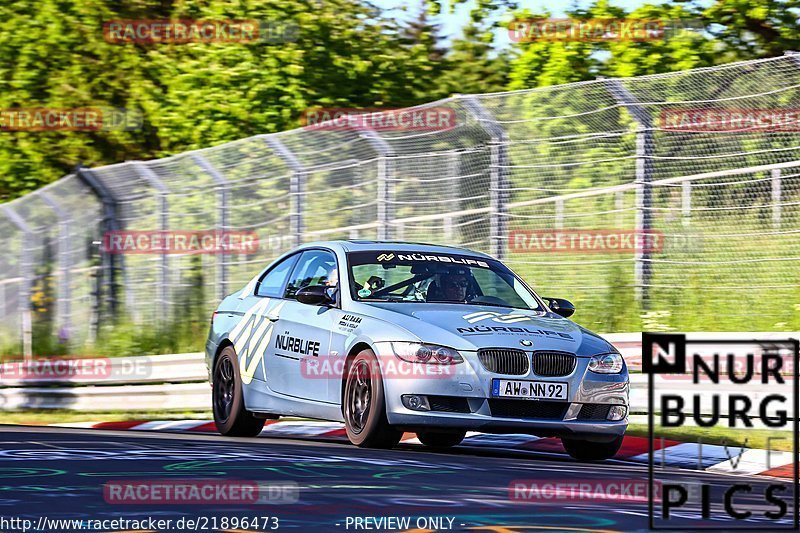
<box><xmin>0</xmin><ymin>383</ymin><xmax>210</xmax><ymax>411</ymax></box>
<box><xmin>0</xmin><ymin>353</ymin><xmax>209</xmax><ymax>411</ymax></box>
<box><xmin>0</xmin><ymin>333</ymin><xmax>795</xmax><ymax>412</ymax></box>
<box><xmin>0</xmin><ymin>352</ymin><xmax>207</xmax><ymax>386</ymax></box>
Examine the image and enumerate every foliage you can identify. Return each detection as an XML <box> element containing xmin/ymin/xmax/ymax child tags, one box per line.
<box><xmin>0</xmin><ymin>0</ymin><xmax>456</xmax><ymax>200</ymax></box>
<box><xmin>3</xmin><ymin>0</ymin><xmax>800</xmax><ymax>354</ymax></box>
<box><xmin>3</xmin><ymin>0</ymin><xmax>800</xmax><ymax>200</ymax></box>
<box><xmin>507</xmin><ymin>0</ymin><xmax>800</xmax><ymax>88</ymax></box>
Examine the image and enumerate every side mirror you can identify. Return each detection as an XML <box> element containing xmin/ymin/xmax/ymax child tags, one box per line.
<box><xmin>544</xmin><ymin>297</ymin><xmax>575</xmax><ymax>318</ymax></box>
<box><xmin>296</xmin><ymin>285</ymin><xmax>335</xmax><ymax>306</ymax></box>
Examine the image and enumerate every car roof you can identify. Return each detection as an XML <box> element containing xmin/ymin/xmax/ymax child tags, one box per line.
<box><xmin>301</xmin><ymin>240</ymin><xmax>494</xmax><ymax>259</ymax></box>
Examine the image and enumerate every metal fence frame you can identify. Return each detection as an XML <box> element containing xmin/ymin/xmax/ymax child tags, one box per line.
<box><xmin>3</xmin><ymin>54</ymin><xmax>800</xmax><ymax>356</ymax></box>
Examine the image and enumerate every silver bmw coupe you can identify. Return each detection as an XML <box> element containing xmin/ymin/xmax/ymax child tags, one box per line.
<box><xmin>206</xmin><ymin>240</ymin><xmax>629</xmax><ymax>460</ymax></box>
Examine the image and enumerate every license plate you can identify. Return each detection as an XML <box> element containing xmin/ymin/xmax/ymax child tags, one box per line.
<box><xmin>491</xmin><ymin>379</ymin><xmax>568</xmax><ymax>400</ymax></box>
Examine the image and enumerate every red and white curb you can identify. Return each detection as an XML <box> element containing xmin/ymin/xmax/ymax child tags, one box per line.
<box><xmin>54</xmin><ymin>419</ymin><xmax>793</xmax><ymax>480</ymax></box>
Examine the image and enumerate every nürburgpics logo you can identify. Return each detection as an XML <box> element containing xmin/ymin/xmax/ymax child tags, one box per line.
<box><xmin>646</xmin><ymin>333</ymin><xmax>799</xmax><ymax>529</ymax></box>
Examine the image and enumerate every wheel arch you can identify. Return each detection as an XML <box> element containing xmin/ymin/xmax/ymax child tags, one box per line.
<box><xmin>340</xmin><ymin>341</ymin><xmax>374</xmax><ymax>407</ymax></box>
<box><xmin>213</xmin><ymin>338</ymin><xmax>235</xmax><ymax>375</ymax></box>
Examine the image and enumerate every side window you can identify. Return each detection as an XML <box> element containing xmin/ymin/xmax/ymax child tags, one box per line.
<box><xmin>472</xmin><ymin>268</ymin><xmax>533</xmax><ymax>308</ymax></box>
<box><xmin>255</xmin><ymin>255</ymin><xmax>299</xmax><ymax>297</ymax></box>
<box><xmin>284</xmin><ymin>250</ymin><xmax>338</xmax><ymax>300</ymax></box>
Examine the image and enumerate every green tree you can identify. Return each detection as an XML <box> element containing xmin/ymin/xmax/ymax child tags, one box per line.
<box><xmin>394</xmin><ymin>2</ymin><xmax>449</xmax><ymax>102</ymax></box>
<box><xmin>0</xmin><ymin>0</ymin><xmax>454</xmax><ymax>201</ymax></box>
<box><xmin>506</xmin><ymin>0</ymin><xmax>800</xmax><ymax>89</ymax></box>
<box><xmin>702</xmin><ymin>0</ymin><xmax>800</xmax><ymax>60</ymax></box>
<box><xmin>440</xmin><ymin>21</ymin><xmax>511</xmax><ymax>95</ymax></box>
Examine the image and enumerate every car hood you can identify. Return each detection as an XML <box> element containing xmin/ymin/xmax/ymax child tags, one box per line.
<box><xmin>356</xmin><ymin>302</ymin><xmax>616</xmax><ymax>356</ymax></box>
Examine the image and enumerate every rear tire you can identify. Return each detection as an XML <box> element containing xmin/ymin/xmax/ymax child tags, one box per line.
<box><xmin>561</xmin><ymin>435</ymin><xmax>624</xmax><ymax>461</ymax></box>
<box><xmin>343</xmin><ymin>349</ymin><xmax>402</xmax><ymax>448</ymax></box>
<box><xmin>213</xmin><ymin>345</ymin><xmax>265</xmax><ymax>437</ymax></box>
<box><xmin>417</xmin><ymin>430</ymin><xmax>466</xmax><ymax>448</ymax></box>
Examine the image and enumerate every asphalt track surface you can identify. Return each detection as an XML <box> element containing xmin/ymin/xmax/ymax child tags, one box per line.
<box><xmin>0</xmin><ymin>425</ymin><xmax>795</xmax><ymax>532</ymax></box>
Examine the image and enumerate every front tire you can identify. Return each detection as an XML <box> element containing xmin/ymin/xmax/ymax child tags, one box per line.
<box><xmin>417</xmin><ymin>430</ymin><xmax>466</xmax><ymax>448</ymax></box>
<box><xmin>561</xmin><ymin>435</ymin><xmax>624</xmax><ymax>461</ymax></box>
<box><xmin>343</xmin><ymin>349</ymin><xmax>402</xmax><ymax>448</ymax></box>
<box><xmin>213</xmin><ymin>346</ymin><xmax>265</xmax><ymax>437</ymax></box>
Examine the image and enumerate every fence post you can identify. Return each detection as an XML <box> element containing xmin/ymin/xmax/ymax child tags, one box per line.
<box><xmin>74</xmin><ymin>165</ymin><xmax>122</xmax><ymax>331</ymax></box>
<box><xmin>447</xmin><ymin>151</ymin><xmax>461</xmax><ymax>243</ymax></box>
<box><xmin>681</xmin><ymin>181</ymin><xmax>691</xmax><ymax>227</ymax></box>
<box><xmin>263</xmin><ymin>137</ymin><xmax>305</xmax><ymax>247</ymax></box>
<box><xmin>360</xmin><ymin>129</ymin><xmax>394</xmax><ymax>241</ymax></box>
<box><xmin>38</xmin><ymin>191</ymin><xmax>71</xmax><ymax>344</ymax></box>
<box><xmin>191</xmin><ymin>155</ymin><xmax>232</xmax><ymax>301</ymax></box>
<box><xmin>555</xmin><ymin>199</ymin><xmax>564</xmax><ymax>230</ymax></box>
<box><xmin>616</xmin><ymin>191</ymin><xmax>625</xmax><ymax>227</ymax></box>
<box><xmin>133</xmin><ymin>163</ymin><xmax>171</xmax><ymax>318</ymax></box>
<box><xmin>1</xmin><ymin>206</ymin><xmax>34</xmax><ymax>361</ymax></box>
<box><xmin>771</xmin><ymin>168</ymin><xmax>782</xmax><ymax>229</ymax></box>
<box><xmin>461</xmin><ymin>96</ymin><xmax>509</xmax><ymax>259</ymax></box>
<box><xmin>605</xmin><ymin>79</ymin><xmax>655</xmax><ymax>307</ymax></box>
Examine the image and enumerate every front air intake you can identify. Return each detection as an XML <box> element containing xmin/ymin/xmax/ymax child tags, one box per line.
<box><xmin>478</xmin><ymin>348</ymin><xmax>529</xmax><ymax>375</ymax></box>
<box><xmin>532</xmin><ymin>351</ymin><xmax>576</xmax><ymax>377</ymax></box>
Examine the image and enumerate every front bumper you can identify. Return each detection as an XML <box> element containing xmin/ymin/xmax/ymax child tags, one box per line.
<box><xmin>374</xmin><ymin>344</ymin><xmax>629</xmax><ymax>442</ymax></box>
<box><xmin>386</xmin><ymin>401</ymin><xmax>627</xmax><ymax>442</ymax></box>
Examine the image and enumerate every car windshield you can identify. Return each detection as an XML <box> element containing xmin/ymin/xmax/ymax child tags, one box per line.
<box><xmin>347</xmin><ymin>250</ymin><xmax>543</xmax><ymax>310</ymax></box>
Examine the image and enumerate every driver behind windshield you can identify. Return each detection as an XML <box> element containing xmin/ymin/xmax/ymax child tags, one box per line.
<box><xmin>436</xmin><ymin>271</ymin><xmax>470</xmax><ymax>302</ymax></box>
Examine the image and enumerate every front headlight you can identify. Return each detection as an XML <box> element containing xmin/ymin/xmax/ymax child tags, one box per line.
<box><xmin>390</xmin><ymin>342</ymin><xmax>464</xmax><ymax>365</ymax></box>
<box><xmin>588</xmin><ymin>352</ymin><xmax>624</xmax><ymax>374</ymax></box>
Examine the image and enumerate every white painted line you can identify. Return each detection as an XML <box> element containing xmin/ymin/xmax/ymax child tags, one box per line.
<box><xmin>706</xmin><ymin>448</ymin><xmax>795</xmax><ymax>476</ymax></box>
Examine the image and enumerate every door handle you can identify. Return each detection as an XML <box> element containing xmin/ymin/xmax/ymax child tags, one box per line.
<box><xmin>266</xmin><ymin>313</ymin><xmax>280</xmax><ymax>322</ymax></box>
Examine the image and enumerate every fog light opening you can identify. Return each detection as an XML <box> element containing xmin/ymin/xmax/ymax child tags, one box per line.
<box><xmin>607</xmin><ymin>405</ymin><xmax>627</xmax><ymax>421</ymax></box>
<box><xmin>402</xmin><ymin>394</ymin><xmax>431</xmax><ymax>411</ymax></box>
